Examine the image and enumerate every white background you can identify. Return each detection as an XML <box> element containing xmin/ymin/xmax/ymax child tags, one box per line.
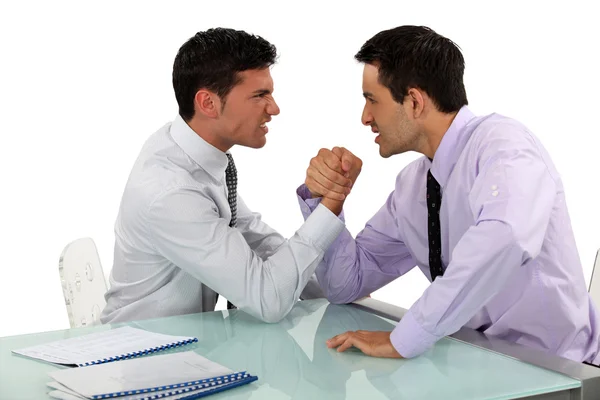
<box><xmin>0</xmin><ymin>0</ymin><xmax>598</xmax><ymax>338</ymax></box>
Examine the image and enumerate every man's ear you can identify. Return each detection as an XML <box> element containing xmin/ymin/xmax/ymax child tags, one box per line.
<box><xmin>407</xmin><ymin>87</ymin><xmax>425</xmax><ymax>119</ymax></box>
<box><xmin>194</xmin><ymin>89</ymin><xmax>221</xmax><ymax>118</ymax></box>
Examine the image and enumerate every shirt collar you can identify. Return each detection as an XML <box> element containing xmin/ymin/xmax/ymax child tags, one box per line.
<box><xmin>169</xmin><ymin>114</ymin><xmax>229</xmax><ymax>180</ymax></box>
<box><xmin>429</xmin><ymin>105</ymin><xmax>476</xmax><ymax>188</ymax></box>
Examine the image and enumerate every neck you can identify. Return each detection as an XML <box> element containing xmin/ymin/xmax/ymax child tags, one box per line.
<box><xmin>419</xmin><ymin>111</ymin><xmax>458</xmax><ymax>159</ymax></box>
<box><xmin>187</xmin><ymin>117</ymin><xmax>232</xmax><ymax>153</ymax></box>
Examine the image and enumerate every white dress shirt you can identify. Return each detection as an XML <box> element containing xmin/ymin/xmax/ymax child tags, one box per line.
<box><xmin>100</xmin><ymin>115</ymin><xmax>344</xmax><ymax>324</ymax></box>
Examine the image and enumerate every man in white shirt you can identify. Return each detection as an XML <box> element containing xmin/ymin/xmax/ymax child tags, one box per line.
<box><xmin>100</xmin><ymin>28</ymin><xmax>346</xmax><ymax>324</ymax></box>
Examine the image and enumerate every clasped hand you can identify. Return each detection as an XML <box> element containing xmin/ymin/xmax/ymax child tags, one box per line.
<box><xmin>305</xmin><ymin>146</ymin><xmax>363</xmax><ymax>202</ymax></box>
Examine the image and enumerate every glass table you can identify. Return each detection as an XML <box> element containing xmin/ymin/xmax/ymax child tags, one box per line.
<box><xmin>1</xmin><ymin>298</ymin><xmax>598</xmax><ymax>399</ymax></box>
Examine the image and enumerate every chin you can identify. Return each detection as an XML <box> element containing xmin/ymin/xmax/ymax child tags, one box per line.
<box><xmin>248</xmin><ymin>137</ymin><xmax>267</xmax><ymax>149</ymax></box>
<box><xmin>378</xmin><ymin>145</ymin><xmax>393</xmax><ymax>159</ymax></box>
<box><xmin>379</xmin><ymin>142</ymin><xmax>407</xmax><ymax>158</ymax></box>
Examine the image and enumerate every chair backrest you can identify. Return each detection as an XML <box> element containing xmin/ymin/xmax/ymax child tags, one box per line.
<box><xmin>590</xmin><ymin>249</ymin><xmax>600</xmax><ymax>308</ymax></box>
<box><xmin>58</xmin><ymin>237</ymin><xmax>108</xmax><ymax>328</ymax></box>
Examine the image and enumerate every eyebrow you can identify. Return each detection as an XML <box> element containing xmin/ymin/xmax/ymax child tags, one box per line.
<box><xmin>252</xmin><ymin>89</ymin><xmax>272</xmax><ymax>96</ymax></box>
<box><xmin>363</xmin><ymin>91</ymin><xmax>375</xmax><ymax>100</ymax></box>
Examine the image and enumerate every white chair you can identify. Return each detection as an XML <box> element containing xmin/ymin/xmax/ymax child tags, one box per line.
<box><xmin>58</xmin><ymin>237</ymin><xmax>108</xmax><ymax>328</ymax></box>
<box><xmin>590</xmin><ymin>249</ymin><xmax>600</xmax><ymax>308</ymax></box>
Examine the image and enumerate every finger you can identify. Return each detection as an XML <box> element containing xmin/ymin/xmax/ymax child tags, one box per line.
<box><xmin>304</xmin><ymin>180</ymin><xmax>322</xmax><ymax>198</ymax></box>
<box><xmin>319</xmin><ymin>151</ymin><xmax>344</xmax><ymax>175</ymax></box>
<box><xmin>310</xmin><ymin>159</ymin><xmax>352</xmax><ymax>189</ymax></box>
<box><xmin>306</xmin><ymin>178</ymin><xmax>345</xmax><ymax>201</ymax></box>
<box><xmin>326</xmin><ymin>333</ymin><xmax>348</xmax><ymax>348</ymax></box>
<box><xmin>341</xmin><ymin>151</ymin><xmax>353</xmax><ymax>173</ymax></box>
<box><xmin>314</xmin><ymin>160</ymin><xmax>352</xmax><ymax>187</ymax></box>
<box><xmin>324</xmin><ymin>149</ymin><xmax>355</xmax><ymax>180</ymax></box>
<box><xmin>306</xmin><ymin>177</ymin><xmax>346</xmax><ymax>201</ymax></box>
<box><xmin>305</xmin><ymin>169</ymin><xmax>321</xmax><ymax>197</ymax></box>
<box><xmin>307</xmin><ymin>169</ymin><xmax>349</xmax><ymax>198</ymax></box>
<box><xmin>317</xmin><ymin>148</ymin><xmax>342</xmax><ymax>171</ymax></box>
<box><xmin>331</xmin><ymin>146</ymin><xmax>344</xmax><ymax>159</ymax></box>
<box><xmin>332</xmin><ymin>147</ymin><xmax>356</xmax><ymax>177</ymax></box>
<box><xmin>337</xmin><ymin>337</ymin><xmax>356</xmax><ymax>353</ymax></box>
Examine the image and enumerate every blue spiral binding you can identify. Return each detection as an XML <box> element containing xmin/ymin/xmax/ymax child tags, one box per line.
<box><xmin>177</xmin><ymin>375</ymin><xmax>258</xmax><ymax>400</ymax></box>
<box><xmin>77</xmin><ymin>337</ymin><xmax>199</xmax><ymax>367</ymax></box>
<box><xmin>89</xmin><ymin>372</ymin><xmax>255</xmax><ymax>400</ymax></box>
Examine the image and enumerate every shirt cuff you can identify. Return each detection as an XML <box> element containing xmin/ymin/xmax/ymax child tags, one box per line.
<box><xmin>390</xmin><ymin>308</ymin><xmax>441</xmax><ymax>358</ymax></box>
<box><xmin>296</xmin><ymin>184</ymin><xmax>323</xmax><ymax>213</ymax></box>
<box><xmin>297</xmin><ymin>203</ymin><xmax>344</xmax><ymax>252</ymax></box>
<box><xmin>296</xmin><ymin>183</ymin><xmax>346</xmax><ymax>222</ymax></box>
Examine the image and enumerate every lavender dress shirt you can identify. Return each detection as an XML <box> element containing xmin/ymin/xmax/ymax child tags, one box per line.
<box><xmin>297</xmin><ymin>106</ymin><xmax>600</xmax><ymax>365</ymax></box>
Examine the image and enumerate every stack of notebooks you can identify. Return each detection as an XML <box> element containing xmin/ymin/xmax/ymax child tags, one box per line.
<box><xmin>12</xmin><ymin>326</ymin><xmax>257</xmax><ymax>399</ymax></box>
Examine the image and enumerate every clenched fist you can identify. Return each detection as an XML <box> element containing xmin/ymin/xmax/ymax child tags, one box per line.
<box><xmin>305</xmin><ymin>147</ymin><xmax>362</xmax><ymax>214</ymax></box>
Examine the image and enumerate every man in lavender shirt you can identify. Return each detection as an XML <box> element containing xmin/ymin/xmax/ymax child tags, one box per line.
<box><xmin>296</xmin><ymin>25</ymin><xmax>600</xmax><ymax>366</ymax></box>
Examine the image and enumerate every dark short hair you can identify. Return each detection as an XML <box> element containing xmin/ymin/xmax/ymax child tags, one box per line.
<box><xmin>354</xmin><ymin>25</ymin><xmax>468</xmax><ymax>113</ymax></box>
<box><xmin>173</xmin><ymin>28</ymin><xmax>278</xmax><ymax>121</ymax></box>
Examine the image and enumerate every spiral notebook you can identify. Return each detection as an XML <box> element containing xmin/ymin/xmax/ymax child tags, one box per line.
<box><xmin>46</xmin><ymin>351</ymin><xmax>257</xmax><ymax>400</ymax></box>
<box><xmin>12</xmin><ymin>326</ymin><xmax>198</xmax><ymax>367</ymax></box>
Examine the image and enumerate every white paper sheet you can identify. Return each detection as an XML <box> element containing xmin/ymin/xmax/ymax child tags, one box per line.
<box><xmin>48</xmin><ymin>350</ymin><xmax>235</xmax><ymax>399</ymax></box>
<box><xmin>48</xmin><ymin>390</ymin><xmax>86</xmax><ymax>400</ymax></box>
<box><xmin>12</xmin><ymin>326</ymin><xmax>196</xmax><ymax>366</ymax></box>
<box><xmin>48</xmin><ymin>377</ymin><xmax>251</xmax><ymax>400</ymax></box>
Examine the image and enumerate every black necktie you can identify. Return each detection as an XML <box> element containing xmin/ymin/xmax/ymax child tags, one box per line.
<box><xmin>224</xmin><ymin>153</ymin><xmax>237</xmax><ymax>309</ymax></box>
<box><xmin>427</xmin><ymin>169</ymin><xmax>444</xmax><ymax>281</ymax></box>
<box><xmin>225</xmin><ymin>153</ymin><xmax>238</xmax><ymax>228</ymax></box>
